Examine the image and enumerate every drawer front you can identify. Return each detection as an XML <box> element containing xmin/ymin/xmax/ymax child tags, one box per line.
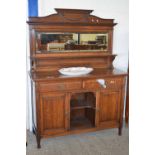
<box><xmin>83</xmin><ymin>80</ymin><xmax>102</xmax><ymax>90</ymax></box>
<box><xmin>39</xmin><ymin>81</ymin><xmax>82</xmax><ymax>92</ymax></box>
<box><xmin>83</xmin><ymin>78</ymin><xmax>122</xmax><ymax>90</ymax></box>
<box><xmin>105</xmin><ymin>78</ymin><xmax>122</xmax><ymax>89</ymax></box>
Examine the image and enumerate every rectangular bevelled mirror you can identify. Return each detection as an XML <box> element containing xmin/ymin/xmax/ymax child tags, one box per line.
<box><xmin>36</xmin><ymin>32</ymin><xmax>109</xmax><ymax>53</ymax></box>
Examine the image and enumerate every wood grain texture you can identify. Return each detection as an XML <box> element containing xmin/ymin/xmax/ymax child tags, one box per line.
<box><xmin>99</xmin><ymin>91</ymin><xmax>119</xmax><ymax>122</ymax></box>
<box><xmin>40</xmin><ymin>93</ymin><xmax>67</xmax><ymax>136</ymax></box>
<box><xmin>27</xmin><ymin>8</ymin><xmax>116</xmax><ymax>26</ymax></box>
<box><xmin>27</xmin><ymin>8</ymin><xmax>127</xmax><ymax>148</ymax></box>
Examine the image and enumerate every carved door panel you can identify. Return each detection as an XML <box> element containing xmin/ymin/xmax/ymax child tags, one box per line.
<box><xmin>96</xmin><ymin>91</ymin><xmax>121</xmax><ymax>127</ymax></box>
<box><xmin>40</xmin><ymin>92</ymin><xmax>70</xmax><ymax>136</ymax></box>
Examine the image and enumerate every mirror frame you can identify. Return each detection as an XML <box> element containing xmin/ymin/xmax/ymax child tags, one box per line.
<box><xmin>35</xmin><ymin>32</ymin><xmax>109</xmax><ymax>53</ymax></box>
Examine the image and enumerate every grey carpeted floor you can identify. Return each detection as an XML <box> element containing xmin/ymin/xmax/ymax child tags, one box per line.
<box><xmin>26</xmin><ymin>127</ymin><xmax>129</xmax><ymax>155</ymax></box>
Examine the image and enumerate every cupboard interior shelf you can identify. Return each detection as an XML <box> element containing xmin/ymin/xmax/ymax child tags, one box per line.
<box><xmin>70</xmin><ymin>117</ymin><xmax>95</xmax><ymax>130</ymax></box>
<box><xmin>70</xmin><ymin>92</ymin><xmax>96</xmax><ymax>130</ymax></box>
<box><xmin>71</xmin><ymin>99</ymin><xmax>95</xmax><ymax>110</ymax></box>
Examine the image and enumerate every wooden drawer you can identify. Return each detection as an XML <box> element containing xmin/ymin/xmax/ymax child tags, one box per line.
<box><xmin>105</xmin><ymin>78</ymin><xmax>122</xmax><ymax>89</ymax></box>
<box><xmin>83</xmin><ymin>78</ymin><xmax>122</xmax><ymax>90</ymax></box>
<box><xmin>39</xmin><ymin>81</ymin><xmax>82</xmax><ymax>92</ymax></box>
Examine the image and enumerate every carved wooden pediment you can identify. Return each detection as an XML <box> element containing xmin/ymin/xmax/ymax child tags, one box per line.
<box><xmin>28</xmin><ymin>8</ymin><xmax>117</xmax><ymax>26</ymax></box>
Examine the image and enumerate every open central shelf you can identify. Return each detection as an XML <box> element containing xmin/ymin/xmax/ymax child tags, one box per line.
<box><xmin>70</xmin><ymin>92</ymin><xmax>96</xmax><ymax>130</ymax></box>
<box><xmin>70</xmin><ymin>116</ymin><xmax>94</xmax><ymax>130</ymax></box>
<box><xmin>71</xmin><ymin>99</ymin><xmax>95</xmax><ymax>110</ymax></box>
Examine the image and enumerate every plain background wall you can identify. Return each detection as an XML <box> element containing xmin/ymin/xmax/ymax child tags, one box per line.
<box><xmin>38</xmin><ymin>0</ymin><xmax>129</xmax><ymax>71</ymax></box>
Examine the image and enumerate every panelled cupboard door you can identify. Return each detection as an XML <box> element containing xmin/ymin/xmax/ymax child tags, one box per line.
<box><xmin>96</xmin><ymin>91</ymin><xmax>121</xmax><ymax>128</ymax></box>
<box><xmin>40</xmin><ymin>92</ymin><xmax>69</xmax><ymax>136</ymax></box>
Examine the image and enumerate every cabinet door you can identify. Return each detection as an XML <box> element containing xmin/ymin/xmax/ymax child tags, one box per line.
<box><xmin>40</xmin><ymin>92</ymin><xmax>69</xmax><ymax>136</ymax></box>
<box><xmin>96</xmin><ymin>91</ymin><xmax>121</xmax><ymax>128</ymax></box>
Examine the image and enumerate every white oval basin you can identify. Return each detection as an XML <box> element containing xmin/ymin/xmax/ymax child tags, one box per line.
<box><xmin>59</xmin><ymin>67</ymin><xmax>93</xmax><ymax>76</ymax></box>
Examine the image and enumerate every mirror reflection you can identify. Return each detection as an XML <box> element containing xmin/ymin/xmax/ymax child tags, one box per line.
<box><xmin>36</xmin><ymin>32</ymin><xmax>108</xmax><ymax>53</ymax></box>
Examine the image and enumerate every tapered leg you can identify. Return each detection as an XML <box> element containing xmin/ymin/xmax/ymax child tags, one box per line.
<box><xmin>118</xmin><ymin>119</ymin><xmax>123</xmax><ymax>136</ymax></box>
<box><xmin>118</xmin><ymin>126</ymin><xmax>122</xmax><ymax>136</ymax></box>
<box><xmin>32</xmin><ymin>128</ymin><xmax>36</xmax><ymax>135</ymax></box>
<box><xmin>36</xmin><ymin>135</ymin><xmax>41</xmax><ymax>148</ymax></box>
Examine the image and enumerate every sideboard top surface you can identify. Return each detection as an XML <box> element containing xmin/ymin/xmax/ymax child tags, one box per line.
<box><xmin>30</xmin><ymin>68</ymin><xmax>127</xmax><ymax>82</ymax></box>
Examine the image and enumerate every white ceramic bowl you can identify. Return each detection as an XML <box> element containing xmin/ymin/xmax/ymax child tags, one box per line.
<box><xmin>59</xmin><ymin>67</ymin><xmax>93</xmax><ymax>76</ymax></box>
